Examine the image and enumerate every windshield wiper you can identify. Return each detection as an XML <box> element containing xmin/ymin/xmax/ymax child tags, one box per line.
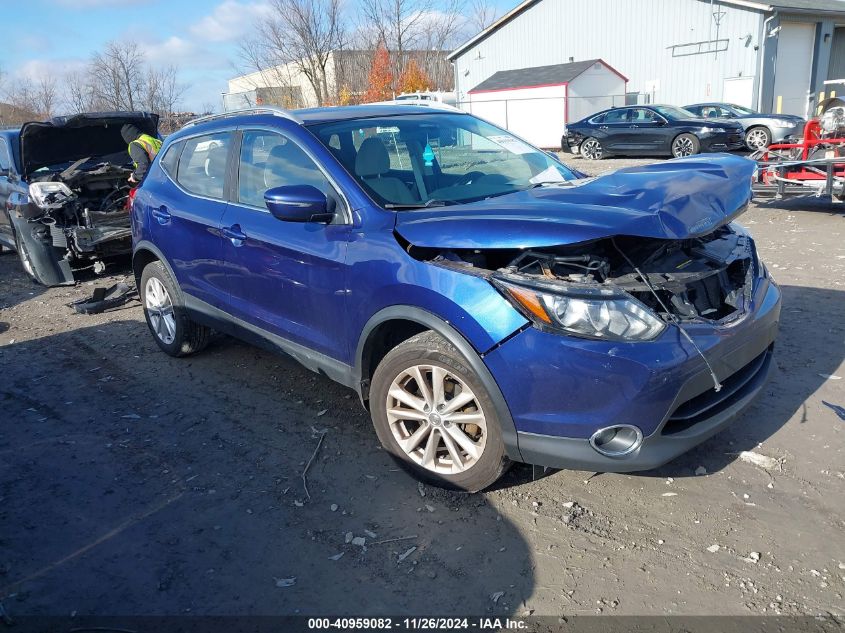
<box><xmin>384</xmin><ymin>199</ymin><xmax>452</xmax><ymax>210</ymax></box>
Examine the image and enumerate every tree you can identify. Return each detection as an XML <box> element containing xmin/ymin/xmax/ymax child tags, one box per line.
<box><xmin>398</xmin><ymin>58</ymin><xmax>431</xmax><ymax>94</ymax></box>
<box><xmin>360</xmin><ymin>0</ymin><xmax>465</xmax><ymax>86</ymax></box>
<box><xmin>363</xmin><ymin>43</ymin><xmax>393</xmax><ymax>102</ymax></box>
<box><xmin>468</xmin><ymin>0</ymin><xmax>498</xmax><ymax>32</ymax></box>
<box><xmin>244</xmin><ymin>0</ymin><xmax>345</xmax><ymax>107</ymax></box>
<box><xmin>89</xmin><ymin>41</ymin><xmax>145</xmax><ymax>110</ymax></box>
<box><xmin>337</xmin><ymin>84</ymin><xmax>355</xmax><ymax>105</ymax></box>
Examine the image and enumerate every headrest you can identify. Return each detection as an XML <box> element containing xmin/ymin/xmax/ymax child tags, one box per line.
<box><xmin>354</xmin><ymin>137</ymin><xmax>390</xmax><ymax>178</ymax></box>
<box><xmin>204</xmin><ymin>145</ymin><xmax>227</xmax><ymax>179</ymax></box>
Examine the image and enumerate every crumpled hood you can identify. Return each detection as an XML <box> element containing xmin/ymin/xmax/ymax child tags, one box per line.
<box><xmin>20</xmin><ymin>111</ymin><xmax>159</xmax><ymax>177</ymax></box>
<box><xmin>395</xmin><ymin>154</ymin><xmax>755</xmax><ymax>249</ymax></box>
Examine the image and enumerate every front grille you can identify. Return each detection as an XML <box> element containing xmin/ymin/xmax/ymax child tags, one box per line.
<box><xmin>661</xmin><ymin>346</ymin><xmax>771</xmax><ymax>436</ymax></box>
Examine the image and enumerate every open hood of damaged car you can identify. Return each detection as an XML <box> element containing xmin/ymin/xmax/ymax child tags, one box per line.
<box><xmin>19</xmin><ymin>111</ymin><xmax>159</xmax><ymax>177</ymax></box>
<box><xmin>395</xmin><ymin>154</ymin><xmax>756</xmax><ymax>250</ymax></box>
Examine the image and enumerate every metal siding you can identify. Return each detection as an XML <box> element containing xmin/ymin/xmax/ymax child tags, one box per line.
<box><xmin>829</xmin><ymin>27</ymin><xmax>845</xmax><ymax>80</ymax></box>
<box><xmin>454</xmin><ymin>0</ymin><xmax>765</xmax><ymax>109</ymax></box>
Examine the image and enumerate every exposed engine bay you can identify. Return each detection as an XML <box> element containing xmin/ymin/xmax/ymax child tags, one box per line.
<box><xmin>819</xmin><ymin>106</ymin><xmax>845</xmax><ymax>138</ymax></box>
<box><xmin>25</xmin><ymin>158</ymin><xmax>133</xmax><ymax>271</ymax></box>
<box><xmin>418</xmin><ymin>225</ymin><xmax>755</xmax><ymax>325</ymax></box>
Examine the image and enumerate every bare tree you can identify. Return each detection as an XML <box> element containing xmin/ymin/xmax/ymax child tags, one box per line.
<box><xmin>142</xmin><ymin>65</ymin><xmax>186</xmax><ymax>133</ymax></box>
<box><xmin>468</xmin><ymin>0</ymin><xmax>498</xmax><ymax>33</ymax></box>
<box><xmin>90</xmin><ymin>41</ymin><xmax>145</xmax><ymax>110</ymax></box>
<box><xmin>65</xmin><ymin>70</ymin><xmax>99</xmax><ymax>114</ymax></box>
<box><xmin>244</xmin><ymin>0</ymin><xmax>345</xmax><ymax>107</ymax></box>
<box><xmin>35</xmin><ymin>76</ymin><xmax>58</xmax><ymax>118</ymax></box>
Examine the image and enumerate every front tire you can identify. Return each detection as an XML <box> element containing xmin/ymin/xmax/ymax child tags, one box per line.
<box><xmin>745</xmin><ymin>126</ymin><xmax>771</xmax><ymax>151</ymax></box>
<box><xmin>370</xmin><ymin>331</ymin><xmax>509</xmax><ymax>492</ymax></box>
<box><xmin>140</xmin><ymin>260</ymin><xmax>211</xmax><ymax>357</ymax></box>
<box><xmin>671</xmin><ymin>133</ymin><xmax>700</xmax><ymax>158</ymax></box>
<box><xmin>580</xmin><ymin>137</ymin><xmax>604</xmax><ymax>160</ymax></box>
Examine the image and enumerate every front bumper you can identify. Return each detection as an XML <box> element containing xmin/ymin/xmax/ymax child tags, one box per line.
<box><xmin>770</xmin><ymin>122</ymin><xmax>805</xmax><ymax>144</ymax></box>
<box><xmin>702</xmin><ymin>130</ymin><xmax>746</xmax><ymax>152</ymax></box>
<box><xmin>484</xmin><ymin>274</ymin><xmax>781</xmax><ymax>472</ymax></box>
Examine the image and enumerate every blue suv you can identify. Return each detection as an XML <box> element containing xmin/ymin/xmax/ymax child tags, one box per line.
<box><xmin>131</xmin><ymin>104</ymin><xmax>780</xmax><ymax>491</ymax></box>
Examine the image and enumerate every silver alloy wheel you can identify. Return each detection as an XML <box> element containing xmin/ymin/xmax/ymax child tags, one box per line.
<box><xmin>385</xmin><ymin>364</ymin><xmax>487</xmax><ymax>474</ymax></box>
<box><xmin>145</xmin><ymin>277</ymin><xmax>177</xmax><ymax>345</ymax></box>
<box><xmin>672</xmin><ymin>136</ymin><xmax>696</xmax><ymax>157</ymax></box>
<box><xmin>580</xmin><ymin>138</ymin><xmax>602</xmax><ymax>160</ymax></box>
<box><xmin>745</xmin><ymin>128</ymin><xmax>770</xmax><ymax>150</ymax></box>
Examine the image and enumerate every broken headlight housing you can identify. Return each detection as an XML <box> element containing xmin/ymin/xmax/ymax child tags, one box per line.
<box><xmin>28</xmin><ymin>181</ymin><xmax>74</xmax><ymax>209</ymax></box>
<box><xmin>493</xmin><ymin>275</ymin><xmax>666</xmax><ymax>342</ymax></box>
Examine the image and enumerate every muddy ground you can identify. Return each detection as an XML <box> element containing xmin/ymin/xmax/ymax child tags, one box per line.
<box><xmin>0</xmin><ymin>155</ymin><xmax>843</xmax><ymax>622</ymax></box>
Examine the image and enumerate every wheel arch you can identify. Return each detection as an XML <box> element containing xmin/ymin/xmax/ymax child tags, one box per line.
<box><xmin>355</xmin><ymin>306</ymin><xmax>523</xmax><ymax>461</ymax></box>
<box><xmin>132</xmin><ymin>241</ymin><xmax>182</xmax><ymax>300</ymax></box>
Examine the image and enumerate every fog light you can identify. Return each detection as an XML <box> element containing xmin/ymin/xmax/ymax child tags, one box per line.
<box><xmin>589</xmin><ymin>424</ymin><xmax>643</xmax><ymax>457</ymax></box>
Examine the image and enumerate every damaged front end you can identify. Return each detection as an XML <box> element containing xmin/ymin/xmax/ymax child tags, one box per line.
<box><xmin>13</xmin><ymin>111</ymin><xmax>158</xmax><ymax>284</ymax></box>
<box><xmin>415</xmin><ymin>224</ymin><xmax>756</xmax><ymax>342</ymax></box>
<box><xmin>21</xmin><ymin>161</ymin><xmax>134</xmax><ymax>282</ymax></box>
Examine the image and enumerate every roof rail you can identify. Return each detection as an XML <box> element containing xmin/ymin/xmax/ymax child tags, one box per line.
<box><xmin>184</xmin><ymin>106</ymin><xmax>301</xmax><ymax>127</ymax></box>
<box><xmin>368</xmin><ymin>99</ymin><xmax>466</xmax><ymax>113</ymax></box>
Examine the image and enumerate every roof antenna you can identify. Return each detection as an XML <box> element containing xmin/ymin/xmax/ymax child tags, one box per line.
<box><xmin>611</xmin><ymin>238</ymin><xmax>722</xmax><ymax>393</ymax></box>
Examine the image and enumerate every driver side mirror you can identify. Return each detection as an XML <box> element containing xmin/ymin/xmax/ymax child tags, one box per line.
<box><xmin>264</xmin><ymin>185</ymin><xmax>334</xmax><ymax>223</ymax></box>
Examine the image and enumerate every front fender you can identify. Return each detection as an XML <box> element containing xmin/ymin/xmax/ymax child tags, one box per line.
<box><xmin>355</xmin><ymin>305</ymin><xmax>524</xmax><ymax>462</ymax></box>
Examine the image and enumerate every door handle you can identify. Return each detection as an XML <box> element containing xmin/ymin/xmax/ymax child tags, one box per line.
<box><xmin>152</xmin><ymin>206</ymin><xmax>171</xmax><ymax>225</ymax></box>
<box><xmin>222</xmin><ymin>224</ymin><xmax>247</xmax><ymax>245</ymax></box>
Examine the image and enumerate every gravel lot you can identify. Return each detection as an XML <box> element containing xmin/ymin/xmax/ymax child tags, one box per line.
<box><xmin>0</xmin><ymin>154</ymin><xmax>843</xmax><ymax>620</ymax></box>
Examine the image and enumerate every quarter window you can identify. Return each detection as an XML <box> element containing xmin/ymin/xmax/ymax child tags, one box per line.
<box><xmin>176</xmin><ymin>132</ymin><xmax>232</xmax><ymax>199</ymax></box>
<box><xmin>237</xmin><ymin>130</ymin><xmax>334</xmax><ymax>208</ymax></box>
<box><xmin>160</xmin><ymin>140</ymin><xmax>183</xmax><ymax>177</ymax></box>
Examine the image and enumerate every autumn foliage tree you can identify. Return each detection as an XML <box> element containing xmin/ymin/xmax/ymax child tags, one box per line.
<box><xmin>363</xmin><ymin>44</ymin><xmax>393</xmax><ymax>102</ymax></box>
<box><xmin>398</xmin><ymin>59</ymin><xmax>432</xmax><ymax>94</ymax></box>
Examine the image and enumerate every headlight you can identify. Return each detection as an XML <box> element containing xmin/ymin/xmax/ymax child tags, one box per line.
<box><xmin>493</xmin><ymin>276</ymin><xmax>666</xmax><ymax>341</ymax></box>
<box><xmin>700</xmin><ymin>127</ymin><xmax>726</xmax><ymax>134</ymax></box>
<box><xmin>28</xmin><ymin>182</ymin><xmax>73</xmax><ymax>209</ymax></box>
<box><xmin>772</xmin><ymin>119</ymin><xmax>794</xmax><ymax>127</ymax></box>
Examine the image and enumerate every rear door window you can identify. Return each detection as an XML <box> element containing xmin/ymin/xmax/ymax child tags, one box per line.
<box><xmin>603</xmin><ymin>109</ymin><xmax>630</xmax><ymax>124</ymax></box>
<box><xmin>176</xmin><ymin>132</ymin><xmax>233</xmax><ymax>199</ymax></box>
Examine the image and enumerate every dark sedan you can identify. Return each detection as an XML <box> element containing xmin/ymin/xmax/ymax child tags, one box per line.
<box><xmin>561</xmin><ymin>105</ymin><xmax>745</xmax><ymax>160</ymax></box>
<box><xmin>684</xmin><ymin>102</ymin><xmax>805</xmax><ymax>150</ymax></box>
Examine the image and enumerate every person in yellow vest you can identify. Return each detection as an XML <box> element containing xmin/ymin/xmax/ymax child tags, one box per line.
<box><xmin>121</xmin><ymin>124</ymin><xmax>162</xmax><ymax>183</ymax></box>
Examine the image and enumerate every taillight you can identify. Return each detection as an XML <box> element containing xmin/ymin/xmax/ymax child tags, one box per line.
<box><xmin>126</xmin><ymin>187</ymin><xmax>138</xmax><ymax>211</ymax></box>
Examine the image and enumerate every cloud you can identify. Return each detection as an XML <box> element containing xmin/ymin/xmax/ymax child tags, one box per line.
<box><xmin>188</xmin><ymin>0</ymin><xmax>272</xmax><ymax>43</ymax></box>
<box><xmin>14</xmin><ymin>58</ymin><xmax>89</xmax><ymax>82</ymax></box>
<box><xmin>51</xmin><ymin>0</ymin><xmax>138</xmax><ymax>8</ymax></box>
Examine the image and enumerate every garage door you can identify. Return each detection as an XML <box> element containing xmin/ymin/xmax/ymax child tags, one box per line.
<box><xmin>773</xmin><ymin>22</ymin><xmax>816</xmax><ymax>116</ymax></box>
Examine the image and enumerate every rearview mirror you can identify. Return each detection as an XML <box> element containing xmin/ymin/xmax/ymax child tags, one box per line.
<box><xmin>264</xmin><ymin>185</ymin><xmax>333</xmax><ymax>223</ymax></box>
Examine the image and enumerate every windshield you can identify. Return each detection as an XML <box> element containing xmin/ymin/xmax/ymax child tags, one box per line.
<box><xmin>651</xmin><ymin>105</ymin><xmax>696</xmax><ymax>120</ymax></box>
<box><xmin>308</xmin><ymin>113</ymin><xmax>579</xmax><ymax>208</ymax></box>
<box><xmin>728</xmin><ymin>104</ymin><xmax>756</xmax><ymax>115</ymax></box>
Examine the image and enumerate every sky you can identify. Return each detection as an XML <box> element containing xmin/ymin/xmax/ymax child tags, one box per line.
<box><xmin>5</xmin><ymin>0</ymin><xmax>515</xmax><ymax>112</ymax></box>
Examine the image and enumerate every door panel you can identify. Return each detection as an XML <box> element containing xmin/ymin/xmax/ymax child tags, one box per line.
<box><xmin>149</xmin><ymin>132</ymin><xmax>232</xmax><ymax>309</ymax></box>
<box><xmin>221</xmin><ymin>129</ymin><xmax>349</xmax><ymax>360</ymax></box>
<box><xmin>596</xmin><ymin>109</ymin><xmax>631</xmax><ymax>150</ymax></box>
<box><xmin>626</xmin><ymin>109</ymin><xmax>670</xmax><ymax>152</ymax></box>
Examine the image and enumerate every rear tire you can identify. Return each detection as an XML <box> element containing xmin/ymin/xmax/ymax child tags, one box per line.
<box><xmin>671</xmin><ymin>133</ymin><xmax>700</xmax><ymax>158</ymax></box>
<box><xmin>140</xmin><ymin>260</ymin><xmax>211</xmax><ymax>357</ymax></box>
<box><xmin>580</xmin><ymin>137</ymin><xmax>604</xmax><ymax>160</ymax></box>
<box><xmin>370</xmin><ymin>331</ymin><xmax>510</xmax><ymax>492</ymax></box>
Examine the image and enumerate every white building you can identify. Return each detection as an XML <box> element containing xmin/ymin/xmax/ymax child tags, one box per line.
<box><xmin>466</xmin><ymin>58</ymin><xmax>627</xmax><ymax>147</ymax></box>
<box><xmin>449</xmin><ymin>0</ymin><xmax>845</xmax><ymax>119</ymax></box>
